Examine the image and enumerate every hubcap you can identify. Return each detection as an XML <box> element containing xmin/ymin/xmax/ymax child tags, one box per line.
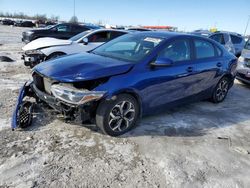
<box><xmin>108</xmin><ymin>101</ymin><xmax>135</xmax><ymax>132</ymax></box>
<box><xmin>216</xmin><ymin>80</ymin><xmax>228</xmax><ymax>101</ymax></box>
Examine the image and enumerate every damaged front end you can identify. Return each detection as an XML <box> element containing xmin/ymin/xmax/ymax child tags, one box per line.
<box><xmin>11</xmin><ymin>82</ymin><xmax>34</xmax><ymax>130</ymax></box>
<box><xmin>22</xmin><ymin>50</ymin><xmax>46</xmax><ymax>68</ymax></box>
<box><xmin>12</xmin><ymin>74</ymin><xmax>107</xmax><ymax>130</ymax></box>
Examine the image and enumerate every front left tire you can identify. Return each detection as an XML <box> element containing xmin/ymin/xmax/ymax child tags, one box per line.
<box><xmin>96</xmin><ymin>94</ymin><xmax>139</xmax><ymax>136</ymax></box>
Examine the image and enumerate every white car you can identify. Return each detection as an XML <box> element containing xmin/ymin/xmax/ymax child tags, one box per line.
<box><xmin>22</xmin><ymin>29</ymin><xmax>129</xmax><ymax>67</ymax></box>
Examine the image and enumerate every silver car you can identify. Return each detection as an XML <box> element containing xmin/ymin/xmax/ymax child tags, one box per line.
<box><xmin>236</xmin><ymin>39</ymin><xmax>250</xmax><ymax>84</ymax></box>
<box><xmin>209</xmin><ymin>31</ymin><xmax>245</xmax><ymax>57</ymax></box>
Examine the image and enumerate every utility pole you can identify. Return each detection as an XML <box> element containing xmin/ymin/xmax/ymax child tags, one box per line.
<box><xmin>73</xmin><ymin>0</ymin><xmax>76</xmax><ymax>21</ymax></box>
<box><xmin>244</xmin><ymin>15</ymin><xmax>250</xmax><ymax>36</ymax></box>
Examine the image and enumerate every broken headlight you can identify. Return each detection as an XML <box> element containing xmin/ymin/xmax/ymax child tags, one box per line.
<box><xmin>25</xmin><ymin>50</ymin><xmax>44</xmax><ymax>55</ymax></box>
<box><xmin>51</xmin><ymin>84</ymin><xmax>106</xmax><ymax>105</ymax></box>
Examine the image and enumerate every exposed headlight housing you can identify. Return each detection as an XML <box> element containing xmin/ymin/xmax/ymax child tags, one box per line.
<box><xmin>238</xmin><ymin>56</ymin><xmax>245</xmax><ymax>63</ymax></box>
<box><xmin>51</xmin><ymin>84</ymin><xmax>106</xmax><ymax>105</ymax></box>
<box><xmin>25</xmin><ymin>49</ymin><xmax>44</xmax><ymax>55</ymax></box>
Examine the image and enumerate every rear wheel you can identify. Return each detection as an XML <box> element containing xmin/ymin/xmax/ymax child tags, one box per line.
<box><xmin>96</xmin><ymin>94</ymin><xmax>139</xmax><ymax>136</ymax></box>
<box><xmin>211</xmin><ymin>77</ymin><xmax>230</xmax><ymax>103</ymax></box>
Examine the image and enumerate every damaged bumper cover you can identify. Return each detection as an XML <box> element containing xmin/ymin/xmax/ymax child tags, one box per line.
<box><xmin>11</xmin><ymin>82</ymin><xmax>33</xmax><ymax>129</ymax></box>
<box><xmin>22</xmin><ymin>51</ymin><xmax>46</xmax><ymax>67</ymax></box>
<box><xmin>12</xmin><ymin>82</ymin><xmax>106</xmax><ymax>130</ymax></box>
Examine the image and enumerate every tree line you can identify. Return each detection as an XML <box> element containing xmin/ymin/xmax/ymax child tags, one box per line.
<box><xmin>0</xmin><ymin>12</ymin><xmax>60</xmax><ymax>22</ymax></box>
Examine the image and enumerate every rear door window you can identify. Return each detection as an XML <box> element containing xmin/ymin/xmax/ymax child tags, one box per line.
<box><xmin>230</xmin><ymin>35</ymin><xmax>242</xmax><ymax>44</ymax></box>
<box><xmin>244</xmin><ymin>39</ymin><xmax>250</xmax><ymax>50</ymax></box>
<box><xmin>209</xmin><ymin>34</ymin><xmax>225</xmax><ymax>45</ymax></box>
<box><xmin>194</xmin><ymin>39</ymin><xmax>215</xmax><ymax>59</ymax></box>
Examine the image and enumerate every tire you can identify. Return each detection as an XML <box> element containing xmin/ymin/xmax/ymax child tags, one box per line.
<box><xmin>46</xmin><ymin>52</ymin><xmax>65</xmax><ymax>60</ymax></box>
<box><xmin>96</xmin><ymin>94</ymin><xmax>139</xmax><ymax>136</ymax></box>
<box><xmin>211</xmin><ymin>77</ymin><xmax>230</xmax><ymax>103</ymax></box>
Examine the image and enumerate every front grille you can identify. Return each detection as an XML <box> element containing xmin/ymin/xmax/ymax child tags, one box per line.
<box><xmin>33</xmin><ymin>72</ymin><xmax>45</xmax><ymax>92</ymax></box>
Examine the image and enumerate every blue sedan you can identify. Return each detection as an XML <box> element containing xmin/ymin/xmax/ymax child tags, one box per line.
<box><xmin>12</xmin><ymin>31</ymin><xmax>237</xmax><ymax>136</ymax></box>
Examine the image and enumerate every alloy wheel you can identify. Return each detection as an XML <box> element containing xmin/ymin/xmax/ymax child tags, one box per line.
<box><xmin>108</xmin><ymin>101</ymin><xmax>135</xmax><ymax>132</ymax></box>
<box><xmin>216</xmin><ymin>79</ymin><xmax>229</xmax><ymax>101</ymax></box>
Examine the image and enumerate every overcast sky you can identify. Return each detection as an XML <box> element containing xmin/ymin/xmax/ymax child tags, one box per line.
<box><xmin>0</xmin><ymin>0</ymin><xmax>250</xmax><ymax>34</ymax></box>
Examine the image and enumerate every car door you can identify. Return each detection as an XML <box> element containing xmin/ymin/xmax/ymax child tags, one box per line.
<box><xmin>191</xmin><ymin>38</ymin><xmax>224</xmax><ymax>95</ymax></box>
<box><xmin>139</xmin><ymin>38</ymin><xmax>199</xmax><ymax>113</ymax></box>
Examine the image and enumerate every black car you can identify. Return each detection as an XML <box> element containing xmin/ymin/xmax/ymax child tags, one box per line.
<box><xmin>15</xmin><ymin>21</ymin><xmax>35</xmax><ymax>27</ymax></box>
<box><xmin>1</xmin><ymin>19</ymin><xmax>15</xmax><ymax>25</ymax></box>
<box><xmin>22</xmin><ymin>23</ymin><xmax>100</xmax><ymax>43</ymax></box>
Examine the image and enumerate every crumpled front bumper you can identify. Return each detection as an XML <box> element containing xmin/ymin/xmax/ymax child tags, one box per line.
<box><xmin>11</xmin><ymin>82</ymin><xmax>33</xmax><ymax>129</ymax></box>
<box><xmin>12</xmin><ymin>81</ymin><xmax>94</xmax><ymax>130</ymax></box>
<box><xmin>22</xmin><ymin>53</ymin><xmax>46</xmax><ymax>67</ymax></box>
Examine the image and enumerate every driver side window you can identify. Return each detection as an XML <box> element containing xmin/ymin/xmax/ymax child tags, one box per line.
<box><xmin>56</xmin><ymin>25</ymin><xmax>70</xmax><ymax>32</ymax></box>
<box><xmin>158</xmin><ymin>39</ymin><xmax>191</xmax><ymax>62</ymax></box>
<box><xmin>88</xmin><ymin>32</ymin><xmax>111</xmax><ymax>43</ymax></box>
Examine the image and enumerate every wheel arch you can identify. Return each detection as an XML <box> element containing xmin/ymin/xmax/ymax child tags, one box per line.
<box><xmin>45</xmin><ymin>51</ymin><xmax>67</xmax><ymax>60</ymax></box>
<box><xmin>106</xmin><ymin>89</ymin><xmax>143</xmax><ymax>117</ymax></box>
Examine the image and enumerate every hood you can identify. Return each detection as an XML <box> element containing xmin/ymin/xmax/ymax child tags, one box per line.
<box><xmin>22</xmin><ymin>37</ymin><xmax>72</xmax><ymax>51</ymax></box>
<box><xmin>34</xmin><ymin>53</ymin><xmax>134</xmax><ymax>82</ymax></box>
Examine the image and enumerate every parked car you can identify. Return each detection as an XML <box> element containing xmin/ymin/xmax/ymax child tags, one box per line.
<box><xmin>236</xmin><ymin>38</ymin><xmax>250</xmax><ymax>84</ymax></box>
<box><xmin>191</xmin><ymin>30</ymin><xmax>212</xmax><ymax>37</ymax></box>
<box><xmin>15</xmin><ymin>21</ymin><xmax>35</xmax><ymax>27</ymax></box>
<box><xmin>127</xmin><ymin>27</ymin><xmax>152</xmax><ymax>31</ymax></box>
<box><xmin>22</xmin><ymin>29</ymin><xmax>129</xmax><ymax>67</ymax></box>
<box><xmin>22</xmin><ymin>23</ymin><xmax>100</xmax><ymax>43</ymax></box>
<box><xmin>12</xmin><ymin>32</ymin><xmax>237</xmax><ymax>136</ymax></box>
<box><xmin>209</xmin><ymin>31</ymin><xmax>245</xmax><ymax>57</ymax></box>
<box><xmin>1</xmin><ymin>19</ymin><xmax>14</xmax><ymax>25</ymax></box>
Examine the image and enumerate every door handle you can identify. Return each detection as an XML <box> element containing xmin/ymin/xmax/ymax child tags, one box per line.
<box><xmin>217</xmin><ymin>62</ymin><xmax>222</xmax><ymax>67</ymax></box>
<box><xmin>186</xmin><ymin>67</ymin><xmax>193</xmax><ymax>72</ymax></box>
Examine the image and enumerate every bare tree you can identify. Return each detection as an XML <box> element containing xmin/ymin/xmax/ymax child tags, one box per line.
<box><xmin>69</xmin><ymin>16</ymin><xmax>78</xmax><ymax>23</ymax></box>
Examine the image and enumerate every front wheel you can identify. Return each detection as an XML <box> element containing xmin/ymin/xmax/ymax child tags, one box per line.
<box><xmin>211</xmin><ymin>77</ymin><xmax>230</xmax><ymax>103</ymax></box>
<box><xmin>96</xmin><ymin>94</ymin><xmax>139</xmax><ymax>136</ymax></box>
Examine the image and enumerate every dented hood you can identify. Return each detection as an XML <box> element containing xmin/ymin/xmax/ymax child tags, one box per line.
<box><xmin>22</xmin><ymin>37</ymin><xmax>72</xmax><ymax>51</ymax></box>
<box><xmin>34</xmin><ymin>53</ymin><xmax>134</xmax><ymax>82</ymax></box>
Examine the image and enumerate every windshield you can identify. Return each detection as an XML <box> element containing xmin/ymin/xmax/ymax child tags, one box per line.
<box><xmin>69</xmin><ymin>30</ymin><xmax>92</xmax><ymax>41</ymax></box>
<box><xmin>92</xmin><ymin>34</ymin><xmax>164</xmax><ymax>62</ymax></box>
<box><xmin>244</xmin><ymin>39</ymin><xmax>250</xmax><ymax>50</ymax></box>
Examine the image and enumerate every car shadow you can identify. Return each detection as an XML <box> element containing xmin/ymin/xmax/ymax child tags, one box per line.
<box><xmin>122</xmin><ymin>82</ymin><xmax>250</xmax><ymax>138</ymax></box>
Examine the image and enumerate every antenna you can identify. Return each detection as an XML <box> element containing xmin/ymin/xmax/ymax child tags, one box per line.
<box><xmin>244</xmin><ymin>15</ymin><xmax>250</xmax><ymax>36</ymax></box>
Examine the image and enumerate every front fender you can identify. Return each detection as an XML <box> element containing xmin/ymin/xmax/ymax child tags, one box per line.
<box><xmin>11</xmin><ymin>82</ymin><xmax>33</xmax><ymax>129</ymax></box>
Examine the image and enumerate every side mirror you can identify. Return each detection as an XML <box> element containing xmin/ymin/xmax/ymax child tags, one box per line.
<box><xmin>82</xmin><ymin>38</ymin><xmax>88</xmax><ymax>45</ymax></box>
<box><xmin>150</xmin><ymin>57</ymin><xmax>173</xmax><ymax>67</ymax></box>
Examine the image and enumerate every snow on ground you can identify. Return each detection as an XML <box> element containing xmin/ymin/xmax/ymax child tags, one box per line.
<box><xmin>0</xmin><ymin>25</ymin><xmax>250</xmax><ymax>188</ymax></box>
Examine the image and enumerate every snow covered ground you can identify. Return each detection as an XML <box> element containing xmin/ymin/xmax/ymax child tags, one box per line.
<box><xmin>0</xmin><ymin>25</ymin><xmax>250</xmax><ymax>188</ymax></box>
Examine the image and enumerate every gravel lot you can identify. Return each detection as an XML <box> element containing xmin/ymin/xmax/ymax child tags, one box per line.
<box><xmin>0</xmin><ymin>25</ymin><xmax>250</xmax><ymax>188</ymax></box>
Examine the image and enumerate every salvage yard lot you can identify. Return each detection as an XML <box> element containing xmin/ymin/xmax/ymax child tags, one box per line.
<box><xmin>0</xmin><ymin>25</ymin><xmax>250</xmax><ymax>187</ymax></box>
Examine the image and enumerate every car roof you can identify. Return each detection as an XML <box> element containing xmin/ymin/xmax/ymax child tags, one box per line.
<box><xmin>130</xmin><ymin>31</ymin><xmax>193</xmax><ymax>39</ymax></box>
<box><xmin>213</xmin><ymin>31</ymin><xmax>243</xmax><ymax>37</ymax></box>
<box><xmin>90</xmin><ymin>28</ymin><xmax>130</xmax><ymax>33</ymax></box>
